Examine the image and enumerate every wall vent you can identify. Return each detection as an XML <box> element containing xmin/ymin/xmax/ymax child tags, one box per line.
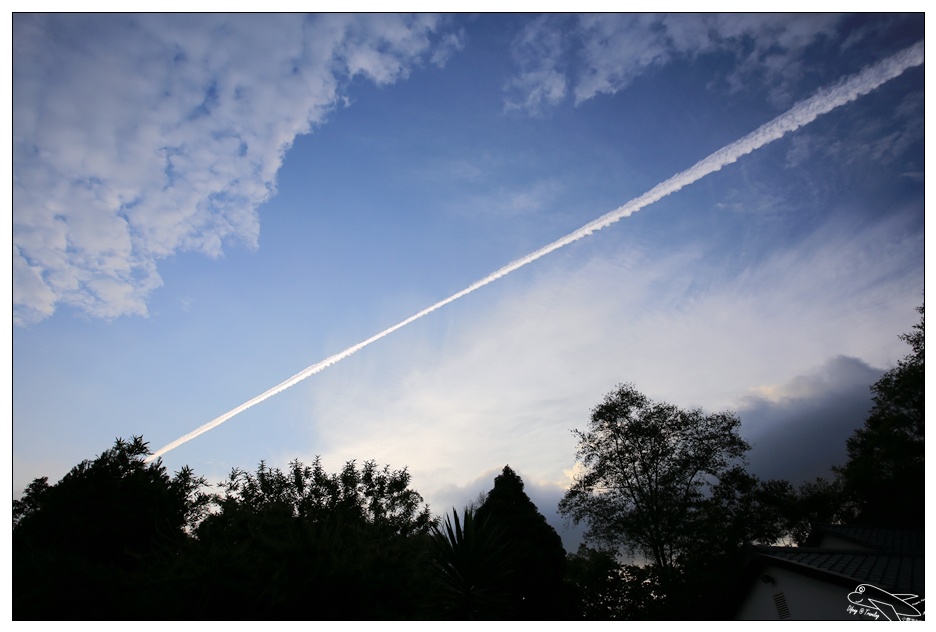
<box><xmin>773</xmin><ymin>592</ymin><xmax>791</xmax><ymax>619</ymax></box>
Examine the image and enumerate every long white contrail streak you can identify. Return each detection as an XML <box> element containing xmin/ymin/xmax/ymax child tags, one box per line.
<box><xmin>146</xmin><ymin>41</ymin><xmax>924</xmax><ymax>462</ymax></box>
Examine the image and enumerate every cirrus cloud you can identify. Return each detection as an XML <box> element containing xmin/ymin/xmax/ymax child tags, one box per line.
<box><xmin>505</xmin><ymin>13</ymin><xmax>844</xmax><ymax>114</ymax></box>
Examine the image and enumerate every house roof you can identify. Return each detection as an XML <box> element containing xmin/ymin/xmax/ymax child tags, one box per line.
<box><xmin>722</xmin><ymin>527</ymin><xmax>925</xmax><ymax>618</ymax></box>
<box><xmin>754</xmin><ymin>545</ymin><xmax>924</xmax><ymax>595</ymax></box>
<box><xmin>804</xmin><ymin>524</ymin><xmax>925</xmax><ymax>555</ymax></box>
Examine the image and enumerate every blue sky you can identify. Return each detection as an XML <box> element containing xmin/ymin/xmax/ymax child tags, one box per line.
<box><xmin>12</xmin><ymin>14</ymin><xmax>924</xmax><ymax>548</ymax></box>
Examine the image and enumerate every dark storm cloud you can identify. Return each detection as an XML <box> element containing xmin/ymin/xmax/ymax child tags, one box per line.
<box><xmin>739</xmin><ymin>355</ymin><xmax>882</xmax><ymax>484</ymax></box>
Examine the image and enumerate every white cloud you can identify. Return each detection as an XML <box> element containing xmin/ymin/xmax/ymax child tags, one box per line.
<box><xmin>504</xmin><ymin>15</ymin><xmax>569</xmax><ymax>115</ymax></box>
<box><xmin>574</xmin><ymin>13</ymin><xmax>677</xmax><ymax>105</ymax></box>
<box><xmin>13</xmin><ymin>14</ymin><xmax>457</xmax><ymax>325</ymax></box>
<box><xmin>430</xmin><ymin>28</ymin><xmax>467</xmax><ymax>68</ymax></box>
<box><xmin>580</xmin><ymin>14</ymin><xmax>842</xmax><ymax>105</ymax></box>
<box><xmin>506</xmin><ymin>13</ymin><xmax>844</xmax><ymax>113</ymax></box>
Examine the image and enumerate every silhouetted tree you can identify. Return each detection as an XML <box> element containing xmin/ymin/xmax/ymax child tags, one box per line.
<box><xmin>677</xmin><ymin>468</ymin><xmax>798</xmax><ymax>618</ymax></box>
<box><xmin>786</xmin><ymin>476</ymin><xmax>857</xmax><ymax>545</ymax></box>
<box><xmin>559</xmin><ymin>384</ymin><xmax>750</xmax><ymax>585</ymax></box>
<box><xmin>836</xmin><ymin>304</ymin><xmax>924</xmax><ymax>526</ymax></box>
<box><xmin>689</xmin><ymin>468</ymin><xmax>795</xmax><ymax>552</ymax></box>
<box><xmin>13</xmin><ymin>436</ymin><xmax>208</xmax><ymax>620</ymax></box>
<box><xmin>565</xmin><ymin>544</ymin><xmax>630</xmax><ymax>619</ymax></box>
<box><xmin>475</xmin><ymin>465</ymin><xmax>576</xmax><ymax>619</ymax></box>
<box><xmin>567</xmin><ymin>547</ymin><xmax>672</xmax><ymax>620</ymax></box>
<box><xmin>188</xmin><ymin>457</ymin><xmax>434</xmax><ymax>619</ymax></box>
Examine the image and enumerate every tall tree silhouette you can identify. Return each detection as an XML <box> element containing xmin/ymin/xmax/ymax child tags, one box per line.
<box><xmin>559</xmin><ymin>384</ymin><xmax>750</xmax><ymax>584</ymax></box>
<box><xmin>837</xmin><ymin>304</ymin><xmax>924</xmax><ymax>526</ymax></box>
<box><xmin>475</xmin><ymin>465</ymin><xmax>575</xmax><ymax>619</ymax></box>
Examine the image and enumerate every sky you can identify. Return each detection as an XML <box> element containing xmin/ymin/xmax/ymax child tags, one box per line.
<box><xmin>12</xmin><ymin>13</ymin><xmax>925</xmax><ymax>550</ymax></box>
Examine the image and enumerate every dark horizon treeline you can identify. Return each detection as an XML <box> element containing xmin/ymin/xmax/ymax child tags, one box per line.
<box><xmin>13</xmin><ymin>306</ymin><xmax>924</xmax><ymax>620</ymax></box>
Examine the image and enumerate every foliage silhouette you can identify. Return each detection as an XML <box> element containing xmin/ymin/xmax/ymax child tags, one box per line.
<box><xmin>427</xmin><ymin>506</ymin><xmax>513</xmax><ymax>619</ymax></box>
<box><xmin>675</xmin><ymin>467</ymin><xmax>799</xmax><ymax>618</ymax></box>
<box><xmin>565</xmin><ymin>544</ymin><xmax>677</xmax><ymax>620</ymax></box>
<box><xmin>565</xmin><ymin>544</ymin><xmax>630</xmax><ymax>619</ymax></box>
<box><xmin>19</xmin><ymin>311</ymin><xmax>917</xmax><ymax>622</ymax></box>
<box><xmin>689</xmin><ymin>467</ymin><xmax>795</xmax><ymax>552</ymax></box>
<box><xmin>836</xmin><ymin>304</ymin><xmax>924</xmax><ymax>526</ymax></box>
<box><xmin>13</xmin><ymin>436</ymin><xmax>209</xmax><ymax>620</ymax></box>
<box><xmin>188</xmin><ymin>457</ymin><xmax>435</xmax><ymax>619</ymax></box>
<box><xmin>559</xmin><ymin>383</ymin><xmax>750</xmax><ymax>581</ymax></box>
<box><xmin>786</xmin><ymin>476</ymin><xmax>857</xmax><ymax>545</ymax></box>
<box><xmin>475</xmin><ymin>465</ymin><xmax>577</xmax><ymax>619</ymax></box>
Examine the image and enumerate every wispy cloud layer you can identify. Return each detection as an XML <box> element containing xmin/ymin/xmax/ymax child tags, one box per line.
<box><xmin>503</xmin><ymin>15</ymin><xmax>569</xmax><ymax>115</ymax></box>
<box><xmin>299</xmin><ymin>200</ymin><xmax>921</xmax><ymax>503</ymax></box>
<box><xmin>505</xmin><ymin>14</ymin><xmax>844</xmax><ymax>113</ymax></box>
<box><xmin>13</xmin><ymin>14</ymin><xmax>458</xmax><ymax>325</ymax></box>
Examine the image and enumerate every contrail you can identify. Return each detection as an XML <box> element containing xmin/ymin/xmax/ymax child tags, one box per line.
<box><xmin>146</xmin><ymin>41</ymin><xmax>923</xmax><ymax>463</ymax></box>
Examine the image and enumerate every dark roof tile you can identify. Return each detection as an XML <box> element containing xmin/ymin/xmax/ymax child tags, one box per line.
<box><xmin>754</xmin><ymin>546</ymin><xmax>924</xmax><ymax>595</ymax></box>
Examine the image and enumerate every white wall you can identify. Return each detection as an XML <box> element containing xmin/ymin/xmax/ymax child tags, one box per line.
<box><xmin>736</xmin><ymin>564</ymin><xmax>880</xmax><ymax>620</ymax></box>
